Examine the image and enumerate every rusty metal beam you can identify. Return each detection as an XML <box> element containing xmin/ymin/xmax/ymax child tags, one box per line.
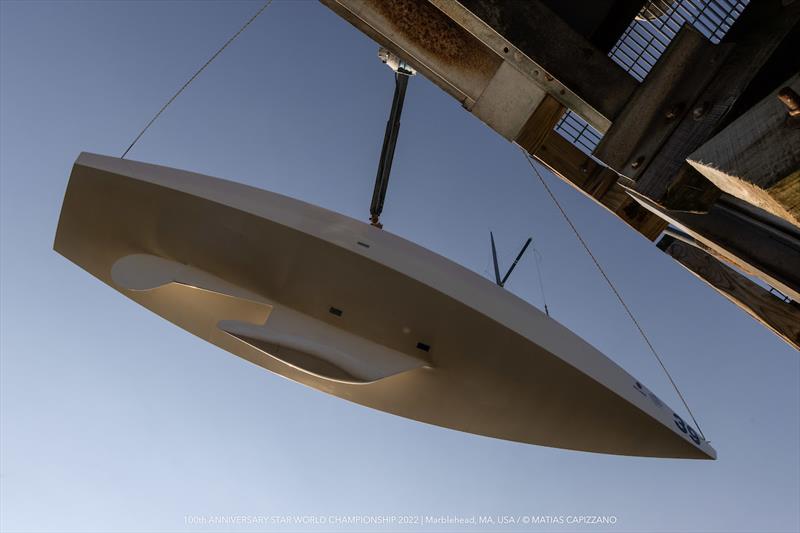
<box><xmin>445</xmin><ymin>0</ymin><xmax>637</xmax><ymax>124</ymax></box>
<box><xmin>320</xmin><ymin>0</ymin><xmax>638</xmax><ymax>135</ymax></box>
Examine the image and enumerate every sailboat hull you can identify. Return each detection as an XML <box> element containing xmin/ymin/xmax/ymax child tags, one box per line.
<box><xmin>54</xmin><ymin>153</ymin><xmax>716</xmax><ymax>459</ymax></box>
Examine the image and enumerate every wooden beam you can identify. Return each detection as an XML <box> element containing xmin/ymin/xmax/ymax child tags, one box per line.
<box><xmin>587</xmin><ymin>0</ymin><xmax>800</xmax><ymax>209</ymax></box>
<box><xmin>530</xmin><ymin>127</ymin><xmax>668</xmax><ymax>241</ymax></box>
<box><xmin>658</xmin><ymin>235</ymin><xmax>800</xmax><ymax>351</ymax></box>
<box><xmin>688</xmin><ymin>73</ymin><xmax>800</xmax><ymax>229</ymax></box>
<box><xmin>516</xmin><ymin>94</ymin><xmax>565</xmax><ymax>155</ymax></box>
<box><xmin>594</xmin><ymin>27</ymin><xmax>731</xmax><ymax>176</ymax></box>
<box><xmin>632</xmin><ymin>0</ymin><xmax>800</xmax><ymax>205</ymax></box>
<box><xmin>627</xmin><ymin>188</ymin><xmax>800</xmax><ymax>302</ymax></box>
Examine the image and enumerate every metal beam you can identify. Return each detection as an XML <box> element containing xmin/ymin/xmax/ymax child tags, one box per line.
<box><xmin>320</xmin><ymin>0</ymin><xmax>638</xmax><ymax>135</ymax></box>
<box><xmin>439</xmin><ymin>0</ymin><xmax>637</xmax><ymax>125</ymax></box>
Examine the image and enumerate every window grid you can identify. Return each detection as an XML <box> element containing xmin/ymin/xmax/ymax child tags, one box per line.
<box><xmin>555</xmin><ymin>0</ymin><xmax>749</xmax><ymax>155</ymax></box>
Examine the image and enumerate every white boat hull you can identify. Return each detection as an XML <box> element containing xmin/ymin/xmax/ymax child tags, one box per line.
<box><xmin>54</xmin><ymin>153</ymin><xmax>716</xmax><ymax>459</ymax></box>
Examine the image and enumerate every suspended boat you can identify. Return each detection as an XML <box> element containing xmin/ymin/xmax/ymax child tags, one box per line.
<box><xmin>54</xmin><ymin>152</ymin><xmax>716</xmax><ymax>459</ymax></box>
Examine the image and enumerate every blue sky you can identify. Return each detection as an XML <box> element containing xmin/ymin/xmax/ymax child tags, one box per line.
<box><xmin>1</xmin><ymin>1</ymin><xmax>798</xmax><ymax>532</ymax></box>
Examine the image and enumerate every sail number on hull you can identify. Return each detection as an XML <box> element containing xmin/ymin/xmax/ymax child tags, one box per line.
<box><xmin>673</xmin><ymin>414</ymin><xmax>701</xmax><ymax>444</ymax></box>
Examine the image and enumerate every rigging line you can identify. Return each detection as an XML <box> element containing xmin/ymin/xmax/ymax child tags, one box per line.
<box><xmin>532</xmin><ymin>245</ymin><xmax>550</xmax><ymax>316</ymax></box>
<box><xmin>522</xmin><ymin>151</ymin><xmax>707</xmax><ymax>441</ymax></box>
<box><xmin>482</xmin><ymin>229</ymin><xmax>494</xmax><ymax>278</ymax></box>
<box><xmin>121</xmin><ymin>0</ymin><xmax>274</xmax><ymax>159</ymax></box>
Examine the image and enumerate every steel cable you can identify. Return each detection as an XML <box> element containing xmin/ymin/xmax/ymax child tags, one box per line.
<box><xmin>121</xmin><ymin>0</ymin><xmax>273</xmax><ymax>159</ymax></box>
<box><xmin>523</xmin><ymin>151</ymin><xmax>707</xmax><ymax>441</ymax></box>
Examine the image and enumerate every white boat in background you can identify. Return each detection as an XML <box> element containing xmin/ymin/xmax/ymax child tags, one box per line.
<box><xmin>54</xmin><ymin>152</ymin><xmax>716</xmax><ymax>459</ymax></box>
